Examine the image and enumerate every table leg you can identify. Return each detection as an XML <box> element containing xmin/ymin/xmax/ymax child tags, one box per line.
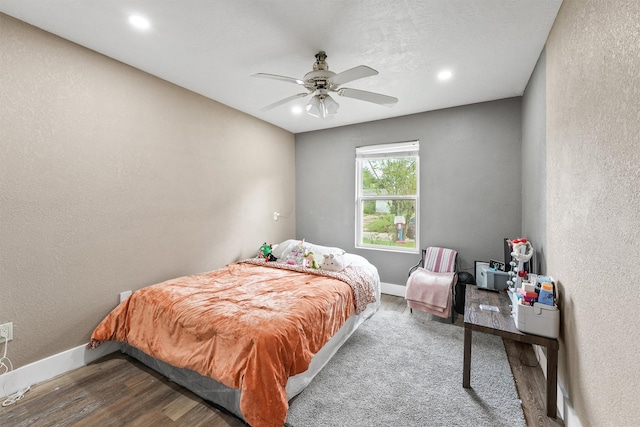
<box><xmin>546</xmin><ymin>346</ymin><xmax>558</xmax><ymax>418</ymax></box>
<box><xmin>463</xmin><ymin>326</ymin><xmax>471</xmax><ymax>388</ymax></box>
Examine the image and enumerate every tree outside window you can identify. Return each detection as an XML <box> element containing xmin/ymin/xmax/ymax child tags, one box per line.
<box><xmin>356</xmin><ymin>141</ymin><xmax>419</xmax><ymax>253</ymax></box>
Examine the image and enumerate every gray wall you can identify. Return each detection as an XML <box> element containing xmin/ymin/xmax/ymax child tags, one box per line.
<box><xmin>296</xmin><ymin>98</ymin><xmax>522</xmax><ymax>286</ymax></box>
<box><xmin>0</xmin><ymin>14</ymin><xmax>295</xmax><ymax>368</ymax></box>
<box><xmin>521</xmin><ymin>49</ymin><xmax>548</xmax><ymax>274</ymax></box>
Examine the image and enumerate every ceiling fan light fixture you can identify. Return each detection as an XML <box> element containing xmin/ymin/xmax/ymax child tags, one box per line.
<box><xmin>305</xmin><ymin>95</ymin><xmax>321</xmax><ymax>117</ymax></box>
<box><xmin>323</xmin><ymin>94</ymin><xmax>339</xmax><ymax>115</ymax></box>
<box><xmin>254</xmin><ymin>50</ymin><xmax>395</xmax><ymax>116</ymax></box>
<box><xmin>305</xmin><ymin>94</ymin><xmax>339</xmax><ymax>119</ymax></box>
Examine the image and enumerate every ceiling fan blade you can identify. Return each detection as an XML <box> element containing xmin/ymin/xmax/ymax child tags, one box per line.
<box><xmin>330</xmin><ymin>65</ymin><xmax>378</xmax><ymax>86</ymax></box>
<box><xmin>252</xmin><ymin>73</ymin><xmax>305</xmax><ymax>86</ymax></box>
<box><xmin>260</xmin><ymin>92</ymin><xmax>310</xmax><ymax>111</ymax></box>
<box><xmin>338</xmin><ymin>88</ymin><xmax>398</xmax><ymax>106</ymax></box>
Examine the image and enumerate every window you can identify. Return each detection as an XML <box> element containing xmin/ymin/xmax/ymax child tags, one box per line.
<box><xmin>355</xmin><ymin>141</ymin><xmax>419</xmax><ymax>253</ymax></box>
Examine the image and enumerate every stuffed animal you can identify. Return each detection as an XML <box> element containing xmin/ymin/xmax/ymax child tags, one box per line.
<box><xmin>286</xmin><ymin>239</ymin><xmax>308</xmax><ymax>265</ymax></box>
<box><xmin>509</xmin><ymin>237</ymin><xmax>533</xmax><ymax>287</ymax></box>
<box><xmin>510</xmin><ymin>238</ymin><xmax>533</xmax><ymax>262</ymax></box>
<box><xmin>258</xmin><ymin>242</ymin><xmax>271</xmax><ymax>258</ymax></box>
<box><xmin>321</xmin><ymin>253</ymin><xmax>346</xmax><ymax>272</ymax></box>
<box><xmin>303</xmin><ymin>251</ymin><xmax>320</xmax><ymax>269</ymax></box>
<box><xmin>257</xmin><ymin>242</ymin><xmax>277</xmax><ymax>262</ymax></box>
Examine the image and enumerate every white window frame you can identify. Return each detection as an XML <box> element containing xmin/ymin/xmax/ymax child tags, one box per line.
<box><xmin>355</xmin><ymin>141</ymin><xmax>419</xmax><ymax>254</ymax></box>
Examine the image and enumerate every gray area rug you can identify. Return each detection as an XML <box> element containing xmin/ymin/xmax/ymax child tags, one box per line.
<box><xmin>285</xmin><ymin>310</ymin><xmax>525</xmax><ymax>427</ymax></box>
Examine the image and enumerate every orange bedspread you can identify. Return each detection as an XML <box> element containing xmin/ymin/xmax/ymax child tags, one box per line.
<box><xmin>89</xmin><ymin>261</ymin><xmax>376</xmax><ymax>427</ymax></box>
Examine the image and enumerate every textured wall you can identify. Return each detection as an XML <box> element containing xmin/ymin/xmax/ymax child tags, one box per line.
<box><xmin>546</xmin><ymin>0</ymin><xmax>640</xmax><ymax>425</ymax></box>
<box><xmin>296</xmin><ymin>99</ymin><xmax>522</xmax><ymax>286</ymax></box>
<box><xmin>521</xmin><ymin>49</ymin><xmax>548</xmax><ymax>274</ymax></box>
<box><xmin>0</xmin><ymin>14</ymin><xmax>295</xmax><ymax>368</ymax></box>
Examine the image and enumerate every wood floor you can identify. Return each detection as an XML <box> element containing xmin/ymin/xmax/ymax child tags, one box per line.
<box><xmin>1</xmin><ymin>294</ymin><xmax>563</xmax><ymax>426</ymax></box>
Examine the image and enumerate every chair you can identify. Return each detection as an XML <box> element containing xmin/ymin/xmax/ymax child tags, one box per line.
<box><xmin>405</xmin><ymin>247</ymin><xmax>458</xmax><ymax>322</ymax></box>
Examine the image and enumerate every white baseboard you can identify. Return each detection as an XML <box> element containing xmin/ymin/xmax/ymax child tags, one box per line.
<box><xmin>381</xmin><ymin>282</ymin><xmax>405</xmax><ymax>297</ymax></box>
<box><xmin>0</xmin><ymin>341</ymin><xmax>120</xmax><ymax>398</ymax></box>
<box><xmin>532</xmin><ymin>344</ymin><xmax>582</xmax><ymax>427</ymax></box>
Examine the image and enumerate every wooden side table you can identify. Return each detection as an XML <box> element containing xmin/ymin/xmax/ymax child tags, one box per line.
<box><xmin>463</xmin><ymin>285</ymin><xmax>559</xmax><ymax>418</ymax></box>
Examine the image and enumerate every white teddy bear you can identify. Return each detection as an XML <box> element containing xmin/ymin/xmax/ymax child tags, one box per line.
<box><xmin>321</xmin><ymin>253</ymin><xmax>346</xmax><ymax>272</ymax></box>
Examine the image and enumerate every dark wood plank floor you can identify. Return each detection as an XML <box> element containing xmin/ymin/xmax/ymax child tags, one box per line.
<box><xmin>1</xmin><ymin>294</ymin><xmax>563</xmax><ymax>426</ymax></box>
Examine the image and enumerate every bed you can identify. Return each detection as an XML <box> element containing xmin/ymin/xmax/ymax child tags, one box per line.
<box><xmin>88</xmin><ymin>240</ymin><xmax>380</xmax><ymax>427</ymax></box>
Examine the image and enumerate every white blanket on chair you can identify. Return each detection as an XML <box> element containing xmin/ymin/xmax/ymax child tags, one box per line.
<box><xmin>405</xmin><ymin>267</ymin><xmax>456</xmax><ymax>318</ymax></box>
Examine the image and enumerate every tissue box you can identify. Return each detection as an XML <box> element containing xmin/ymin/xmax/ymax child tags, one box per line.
<box><xmin>477</xmin><ymin>265</ymin><xmax>509</xmax><ymax>291</ymax></box>
<box><xmin>514</xmin><ymin>302</ymin><xmax>560</xmax><ymax>339</ymax></box>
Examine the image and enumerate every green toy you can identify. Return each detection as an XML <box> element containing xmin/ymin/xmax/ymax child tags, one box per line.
<box><xmin>304</xmin><ymin>251</ymin><xmax>320</xmax><ymax>269</ymax></box>
<box><xmin>258</xmin><ymin>242</ymin><xmax>277</xmax><ymax>262</ymax></box>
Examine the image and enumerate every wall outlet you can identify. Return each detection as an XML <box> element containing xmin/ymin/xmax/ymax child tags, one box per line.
<box><xmin>0</xmin><ymin>322</ymin><xmax>13</xmax><ymax>343</ymax></box>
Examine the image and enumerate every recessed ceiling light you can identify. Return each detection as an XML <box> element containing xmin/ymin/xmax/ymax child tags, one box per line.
<box><xmin>129</xmin><ymin>15</ymin><xmax>150</xmax><ymax>30</ymax></box>
<box><xmin>437</xmin><ymin>70</ymin><xmax>453</xmax><ymax>81</ymax></box>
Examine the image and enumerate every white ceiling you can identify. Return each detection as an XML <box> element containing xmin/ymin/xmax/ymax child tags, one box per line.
<box><xmin>0</xmin><ymin>0</ymin><xmax>562</xmax><ymax>134</ymax></box>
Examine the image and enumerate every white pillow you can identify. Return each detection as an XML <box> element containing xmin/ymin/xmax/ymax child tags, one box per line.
<box><xmin>306</xmin><ymin>243</ymin><xmax>346</xmax><ymax>260</ymax></box>
<box><xmin>270</xmin><ymin>239</ymin><xmax>346</xmax><ymax>262</ymax></box>
<box><xmin>270</xmin><ymin>239</ymin><xmax>299</xmax><ymax>259</ymax></box>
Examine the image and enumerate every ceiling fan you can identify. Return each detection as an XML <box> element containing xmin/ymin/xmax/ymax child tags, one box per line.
<box><xmin>252</xmin><ymin>51</ymin><xmax>398</xmax><ymax>118</ymax></box>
